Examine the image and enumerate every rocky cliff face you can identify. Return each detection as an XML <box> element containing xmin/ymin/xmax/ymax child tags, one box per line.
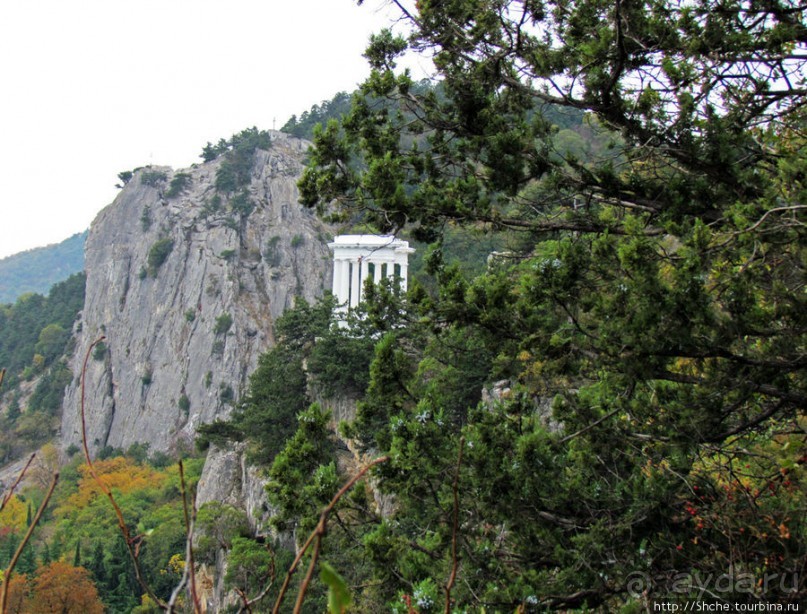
<box><xmin>60</xmin><ymin>132</ymin><xmax>331</xmax><ymax>455</ymax></box>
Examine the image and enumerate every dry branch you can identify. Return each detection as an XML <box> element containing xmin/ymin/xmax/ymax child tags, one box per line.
<box><xmin>79</xmin><ymin>335</ymin><xmax>167</xmax><ymax>609</ymax></box>
<box><xmin>0</xmin><ymin>472</ymin><xmax>59</xmax><ymax>614</ymax></box>
<box><xmin>0</xmin><ymin>453</ymin><xmax>36</xmax><ymax>513</ymax></box>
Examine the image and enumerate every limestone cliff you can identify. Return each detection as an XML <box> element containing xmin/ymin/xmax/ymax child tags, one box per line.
<box><xmin>60</xmin><ymin>132</ymin><xmax>331</xmax><ymax>454</ymax></box>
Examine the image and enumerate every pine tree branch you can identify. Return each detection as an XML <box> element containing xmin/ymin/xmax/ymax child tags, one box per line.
<box><xmin>444</xmin><ymin>437</ymin><xmax>464</xmax><ymax>613</ymax></box>
<box><xmin>271</xmin><ymin>455</ymin><xmax>390</xmax><ymax>614</ymax></box>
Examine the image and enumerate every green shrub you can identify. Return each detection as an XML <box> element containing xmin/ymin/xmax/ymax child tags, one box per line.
<box><xmin>178</xmin><ymin>394</ymin><xmax>191</xmax><ymax>415</ymax></box>
<box><xmin>140</xmin><ymin>206</ymin><xmax>152</xmax><ymax>232</ymax></box>
<box><xmin>213</xmin><ymin>313</ymin><xmax>233</xmax><ymax>335</ymax></box>
<box><xmin>140</xmin><ymin>169</ymin><xmax>167</xmax><ymax>187</ymax></box>
<box><xmin>92</xmin><ymin>341</ymin><xmax>107</xmax><ymax>361</ymax></box>
<box><xmin>230</xmin><ymin>191</ymin><xmax>254</xmax><ymax>217</ymax></box>
<box><xmin>195</xmin><ymin>502</ymin><xmax>250</xmax><ymax>562</ymax></box>
<box><xmin>291</xmin><ymin>234</ymin><xmax>304</xmax><ymax>248</ymax></box>
<box><xmin>219</xmin><ymin>383</ymin><xmax>234</xmax><ymax>405</ymax></box>
<box><xmin>28</xmin><ymin>362</ymin><xmax>72</xmax><ymax>415</ymax></box>
<box><xmin>165</xmin><ymin>172</ymin><xmax>192</xmax><ymax>199</ymax></box>
<box><xmin>214</xmin><ymin>127</ymin><xmax>272</xmax><ymax>193</ymax></box>
<box><xmin>200</xmin><ymin>138</ymin><xmax>229</xmax><ymax>163</ymax></box>
<box><xmin>200</xmin><ymin>195</ymin><xmax>222</xmax><ymax>218</ymax></box>
<box><xmin>264</xmin><ymin>236</ymin><xmax>282</xmax><ymax>267</ymax></box>
<box><xmin>147</xmin><ymin>238</ymin><xmax>174</xmax><ymax>276</ymax></box>
<box><xmin>225</xmin><ymin>537</ymin><xmax>274</xmax><ymax>594</ymax></box>
<box><xmin>117</xmin><ymin>170</ymin><xmax>133</xmax><ymax>187</ymax></box>
<box><xmin>184</xmin><ymin>309</ymin><xmax>196</xmax><ymax>322</ymax></box>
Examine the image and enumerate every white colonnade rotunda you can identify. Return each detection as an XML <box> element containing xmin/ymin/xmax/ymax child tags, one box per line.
<box><xmin>328</xmin><ymin>235</ymin><xmax>415</xmax><ymax>313</ymax></box>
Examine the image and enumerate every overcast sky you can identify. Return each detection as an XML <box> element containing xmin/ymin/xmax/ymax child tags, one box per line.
<box><xmin>0</xmin><ymin>0</ymin><xmax>418</xmax><ymax>260</ymax></box>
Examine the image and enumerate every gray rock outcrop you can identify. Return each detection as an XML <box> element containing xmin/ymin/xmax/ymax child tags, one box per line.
<box><xmin>60</xmin><ymin>132</ymin><xmax>332</xmax><ymax>455</ymax></box>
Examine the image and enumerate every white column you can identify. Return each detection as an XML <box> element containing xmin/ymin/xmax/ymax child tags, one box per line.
<box><xmin>350</xmin><ymin>259</ymin><xmax>361</xmax><ymax>308</ymax></box>
<box><xmin>372</xmin><ymin>260</ymin><xmax>383</xmax><ymax>284</ymax></box>
<box><xmin>386</xmin><ymin>261</ymin><xmax>396</xmax><ymax>281</ymax></box>
<box><xmin>399</xmin><ymin>262</ymin><xmax>409</xmax><ymax>292</ymax></box>
<box><xmin>332</xmin><ymin>258</ymin><xmax>343</xmax><ymax>301</ymax></box>
<box><xmin>359</xmin><ymin>258</ymin><xmax>370</xmax><ymax>304</ymax></box>
<box><xmin>338</xmin><ymin>260</ymin><xmax>351</xmax><ymax>307</ymax></box>
<box><xmin>333</xmin><ymin>260</ymin><xmax>350</xmax><ymax>304</ymax></box>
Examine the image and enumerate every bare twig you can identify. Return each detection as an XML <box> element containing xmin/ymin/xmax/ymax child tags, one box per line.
<box><xmin>235</xmin><ymin>588</ymin><xmax>252</xmax><ymax>614</ymax></box>
<box><xmin>179</xmin><ymin>460</ymin><xmax>201</xmax><ymax>614</ymax></box>
<box><xmin>0</xmin><ymin>453</ymin><xmax>36</xmax><ymax>513</ymax></box>
<box><xmin>444</xmin><ymin>438</ymin><xmax>464</xmax><ymax>613</ymax></box>
<box><xmin>0</xmin><ymin>471</ymin><xmax>59</xmax><ymax>613</ymax></box>
<box><xmin>559</xmin><ymin>406</ymin><xmax>622</xmax><ymax>444</ymax></box>
<box><xmin>271</xmin><ymin>455</ymin><xmax>390</xmax><ymax>614</ymax></box>
<box><xmin>79</xmin><ymin>335</ymin><xmax>166</xmax><ymax>609</ymax></box>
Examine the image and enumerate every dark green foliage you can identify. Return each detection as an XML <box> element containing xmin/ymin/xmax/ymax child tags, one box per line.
<box><xmin>0</xmin><ymin>231</ymin><xmax>86</xmax><ymax>304</ymax></box>
<box><xmin>229</xmin><ymin>190</ymin><xmax>254</xmax><ymax>217</ymax></box>
<box><xmin>285</xmin><ymin>1</ymin><xmax>807</xmax><ymax>609</ymax></box>
<box><xmin>219</xmin><ymin>383</ymin><xmax>234</xmax><ymax>405</ymax></box>
<box><xmin>27</xmin><ymin>361</ymin><xmax>72</xmax><ymax>414</ymax></box>
<box><xmin>200</xmin><ymin>138</ymin><xmax>230</xmax><ymax>162</ymax></box>
<box><xmin>213</xmin><ymin>313</ymin><xmax>233</xmax><ymax>335</ymax></box>
<box><xmin>146</xmin><ymin>238</ymin><xmax>173</xmax><ymax>276</ymax></box>
<box><xmin>281</xmin><ymin>91</ymin><xmax>353</xmax><ymax>139</ymax></box>
<box><xmin>140</xmin><ymin>169</ymin><xmax>167</xmax><ymax>188</ymax></box>
<box><xmin>164</xmin><ymin>172</ymin><xmax>192</xmax><ymax>199</ymax></box>
<box><xmin>34</xmin><ymin>323</ymin><xmax>69</xmax><ymax>363</ymax></box>
<box><xmin>196</xmin><ymin>419</ymin><xmax>244</xmax><ymax>452</ymax></box>
<box><xmin>231</xmin><ymin>342</ymin><xmax>307</xmax><ymax>464</ymax></box>
<box><xmin>213</xmin><ymin>127</ymin><xmax>272</xmax><ymax>193</ymax></box>
<box><xmin>307</xmin><ymin>323</ymin><xmax>374</xmax><ymax>396</ymax></box>
<box><xmin>96</xmin><ymin>445</ymin><xmax>123</xmax><ymax>460</ymax></box>
<box><xmin>0</xmin><ymin>272</ymin><xmax>84</xmax><ymax>391</ymax></box>
<box><xmin>200</xmin><ymin>194</ymin><xmax>223</xmax><ymax>218</ymax></box>
<box><xmin>140</xmin><ymin>206</ymin><xmax>152</xmax><ymax>232</ymax></box>
<box><xmin>195</xmin><ymin>501</ymin><xmax>250</xmax><ymax>563</ymax></box>
<box><xmin>205</xmin><ymin>296</ymin><xmax>363</xmax><ymax>465</ymax></box>
<box><xmin>265</xmin><ymin>403</ymin><xmax>337</xmax><ymax>533</ymax></box>
<box><xmin>116</xmin><ymin>170</ymin><xmax>133</xmax><ymax>187</ymax></box>
<box><xmin>224</xmin><ymin>537</ymin><xmax>274</xmax><ymax>594</ymax></box>
<box><xmin>263</xmin><ymin>236</ymin><xmax>282</xmax><ymax>267</ymax></box>
<box><xmin>125</xmin><ymin>442</ymin><xmax>151</xmax><ymax>464</ymax></box>
<box><xmin>92</xmin><ymin>341</ymin><xmax>107</xmax><ymax>361</ymax></box>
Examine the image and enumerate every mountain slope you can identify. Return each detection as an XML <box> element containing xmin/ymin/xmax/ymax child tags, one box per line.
<box><xmin>0</xmin><ymin>231</ymin><xmax>87</xmax><ymax>304</ymax></box>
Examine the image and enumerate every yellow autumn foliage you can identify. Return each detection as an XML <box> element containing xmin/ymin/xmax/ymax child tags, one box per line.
<box><xmin>57</xmin><ymin>456</ymin><xmax>166</xmax><ymax>511</ymax></box>
<box><xmin>0</xmin><ymin>495</ymin><xmax>28</xmax><ymax>532</ymax></box>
